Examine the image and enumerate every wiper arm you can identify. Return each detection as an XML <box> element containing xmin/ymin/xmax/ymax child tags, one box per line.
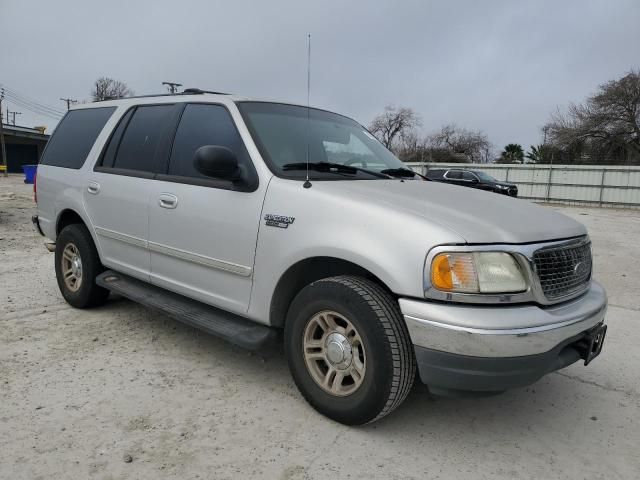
<box><xmin>282</xmin><ymin>162</ymin><xmax>391</xmax><ymax>179</ymax></box>
<box><xmin>379</xmin><ymin>167</ymin><xmax>417</xmax><ymax>178</ymax></box>
<box><xmin>380</xmin><ymin>167</ymin><xmax>429</xmax><ymax>180</ymax></box>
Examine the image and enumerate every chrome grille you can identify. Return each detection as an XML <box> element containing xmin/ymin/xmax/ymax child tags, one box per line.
<box><xmin>533</xmin><ymin>239</ymin><xmax>592</xmax><ymax>301</ymax></box>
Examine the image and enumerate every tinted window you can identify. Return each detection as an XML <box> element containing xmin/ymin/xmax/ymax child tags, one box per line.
<box><xmin>446</xmin><ymin>170</ymin><xmax>462</xmax><ymax>180</ymax></box>
<box><xmin>40</xmin><ymin>107</ymin><xmax>116</xmax><ymax>169</ymax></box>
<box><xmin>461</xmin><ymin>171</ymin><xmax>476</xmax><ymax>181</ymax></box>
<box><xmin>100</xmin><ymin>108</ymin><xmax>134</xmax><ymax>168</ymax></box>
<box><xmin>113</xmin><ymin>105</ymin><xmax>174</xmax><ymax>172</ymax></box>
<box><xmin>168</xmin><ymin>104</ymin><xmax>251</xmax><ymax>179</ymax></box>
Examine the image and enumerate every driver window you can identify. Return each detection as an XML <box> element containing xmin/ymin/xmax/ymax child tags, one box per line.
<box><xmin>168</xmin><ymin>104</ymin><xmax>251</xmax><ymax>179</ymax></box>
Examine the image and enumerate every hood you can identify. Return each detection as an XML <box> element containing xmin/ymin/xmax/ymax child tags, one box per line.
<box><xmin>318</xmin><ymin>179</ymin><xmax>586</xmax><ymax>244</ymax></box>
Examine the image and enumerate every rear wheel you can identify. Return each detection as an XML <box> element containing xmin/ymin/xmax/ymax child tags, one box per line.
<box><xmin>285</xmin><ymin>275</ymin><xmax>415</xmax><ymax>425</ymax></box>
<box><xmin>55</xmin><ymin>224</ymin><xmax>109</xmax><ymax>308</ymax></box>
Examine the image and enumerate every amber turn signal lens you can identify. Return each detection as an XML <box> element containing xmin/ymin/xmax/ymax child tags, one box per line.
<box><xmin>431</xmin><ymin>254</ymin><xmax>453</xmax><ymax>290</ymax></box>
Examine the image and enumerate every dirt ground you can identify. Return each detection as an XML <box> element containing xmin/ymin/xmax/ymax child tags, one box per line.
<box><xmin>1</xmin><ymin>174</ymin><xmax>639</xmax><ymax>480</ymax></box>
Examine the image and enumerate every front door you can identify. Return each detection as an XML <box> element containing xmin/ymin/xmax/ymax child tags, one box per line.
<box><xmin>148</xmin><ymin>103</ymin><xmax>265</xmax><ymax>315</ymax></box>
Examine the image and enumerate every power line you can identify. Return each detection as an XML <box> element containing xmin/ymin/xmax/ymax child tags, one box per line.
<box><xmin>162</xmin><ymin>81</ymin><xmax>182</xmax><ymax>94</ymax></box>
<box><xmin>0</xmin><ymin>84</ymin><xmax>65</xmax><ymax>116</ymax></box>
<box><xmin>1</xmin><ymin>84</ymin><xmax>65</xmax><ymax>113</ymax></box>
<box><xmin>3</xmin><ymin>92</ymin><xmax>63</xmax><ymax>117</ymax></box>
<box><xmin>2</xmin><ymin>93</ymin><xmax>63</xmax><ymax>119</ymax></box>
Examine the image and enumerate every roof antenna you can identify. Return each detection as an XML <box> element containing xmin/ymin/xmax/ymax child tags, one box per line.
<box><xmin>303</xmin><ymin>33</ymin><xmax>312</xmax><ymax>189</ymax></box>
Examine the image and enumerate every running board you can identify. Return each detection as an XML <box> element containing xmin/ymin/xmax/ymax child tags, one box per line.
<box><xmin>96</xmin><ymin>270</ymin><xmax>276</xmax><ymax>350</ymax></box>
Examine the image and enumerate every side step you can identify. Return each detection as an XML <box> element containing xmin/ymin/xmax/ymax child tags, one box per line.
<box><xmin>96</xmin><ymin>270</ymin><xmax>276</xmax><ymax>350</ymax></box>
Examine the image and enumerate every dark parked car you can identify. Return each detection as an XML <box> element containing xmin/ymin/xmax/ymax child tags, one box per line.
<box><xmin>426</xmin><ymin>168</ymin><xmax>518</xmax><ymax>196</ymax></box>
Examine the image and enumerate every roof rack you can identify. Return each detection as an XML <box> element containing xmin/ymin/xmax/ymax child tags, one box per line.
<box><xmin>182</xmin><ymin>88</ymin><xmax>229</xmax><ymax>95</ymax></box>
<box><xmin>94</xmin><ymin>88</ymin><xmax>229</xmax><ymax>102</ymax></box>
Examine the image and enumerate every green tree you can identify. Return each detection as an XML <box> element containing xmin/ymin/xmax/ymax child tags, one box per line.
<box><xmin>498</xmin><ymin>143</ymin><xmax>524</xmax><ymax>163</ymax></box>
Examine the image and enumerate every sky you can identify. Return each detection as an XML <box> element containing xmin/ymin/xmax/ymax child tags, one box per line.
<box><xmin>1</xmin><ymin>0</ymin><xmax>638</xmax><ymax>155</ymax></box>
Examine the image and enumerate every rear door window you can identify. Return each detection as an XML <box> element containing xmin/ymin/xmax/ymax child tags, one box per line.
<box><xmin>167</xmin><ymin>104</ymin><xmax>253</xmax><ymax>180</ymax></box>
<box><xmin>446</xmin><ymin>170</ymin><xmax>462</xmax><ymax>180</ymax></box>
<box><xmin>112</xmin><ymin>105</ymin><xmax>175</xmax><ymax>173</ymax></box>
<box><xmin>40</xmin><ymin>107</ymin><xmax>116</xmax><ymax>169</ymax></box>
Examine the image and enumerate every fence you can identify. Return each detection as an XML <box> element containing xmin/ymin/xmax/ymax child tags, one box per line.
<box><xmin>405</xmin><ymin>162</ymin><xmax>640</xmax><ymax>208</ymax></box>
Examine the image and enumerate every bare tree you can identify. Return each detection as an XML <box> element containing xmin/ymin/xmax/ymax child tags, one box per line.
<box><xmin>544</xmin><ymin>69</ymin><xmax>640</xmax><ymax>163</ymax></box>
<box><xmin>426</xmin><ymin>124</ymin><xmax>492</xmax><ymax>163</ymax></box>
<box><xmin>92</xmin><ymin>77</ymin><xmax>134</xmax><ymax>101</ymax></box>
<box><xmin>369</xmin><ymin>106</ymin><xmax>421</xmax><ymax>151</ymax></box>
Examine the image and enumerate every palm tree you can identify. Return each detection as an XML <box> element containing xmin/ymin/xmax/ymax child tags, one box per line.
<box><xmin>500</xmin><ymin>144</ymin><xmax>525</xmax><ymax>163</ymax></box>
<box><xmin>526</xmin><ymin>145</ymin><xmax>542</xmax><ymax>163</ymax></box>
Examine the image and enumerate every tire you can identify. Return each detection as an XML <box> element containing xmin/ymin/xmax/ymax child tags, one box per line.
<box><xmin>284</xmin><ymin>275</ymin><xmax>416</xmax><ymax>425</ymax></box>
<box><xmin>55</xmin><ymin>224</ymin><xmax>109</xmax><ymax>309</ymax></box>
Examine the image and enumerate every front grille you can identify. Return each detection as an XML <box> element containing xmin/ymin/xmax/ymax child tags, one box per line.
<box><xmin>533</xmin><ymin>239</ymin><xmax>592</xmax><ymax>301</ymax></box>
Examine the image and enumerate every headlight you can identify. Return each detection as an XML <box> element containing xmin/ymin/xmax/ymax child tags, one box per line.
<box><xmin>430</xmin><ymin>251</ymin><xmax>526</xmax><ymax>294</ymax></box>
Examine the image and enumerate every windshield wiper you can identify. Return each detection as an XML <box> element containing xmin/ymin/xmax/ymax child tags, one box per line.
<box><xmin>381</xmin><ymin>168</ymin><xmax>430</xmax><ymax>180</ymax></box>
<box><xmin>379</xmin><ymin>167</ymin><xmax>417</xmax><ymax>178</ymax></box>
<box><xmin>282</xmin><ymin>162</ymin><xmax>391</xmax><ymax>179</ymax></box>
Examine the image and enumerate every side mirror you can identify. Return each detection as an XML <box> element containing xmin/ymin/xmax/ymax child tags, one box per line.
<box><xmin>194</xmin><ymin>145</ymin><xmax>240</xmax><ymax>181</ymax></box>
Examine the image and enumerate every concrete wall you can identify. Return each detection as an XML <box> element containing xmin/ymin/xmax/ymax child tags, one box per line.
<box><xmin>406</xmin><ymin>162</ymin><xmax>640</xmax><ymax>208</ymax></box>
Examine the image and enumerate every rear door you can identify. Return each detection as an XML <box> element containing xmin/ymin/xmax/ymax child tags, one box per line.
<box><xmin>444</xmin><ymin>169</ymin><xmax>464</xmax><ymax>186</ymax></box>
<box><xmin>148</xmin><ymin>103</ymin><xmax>265</xmax><ymax>315</ymax></box>
<box><xmin>84</xmin><ymin>104</ymin><xmax>179</xmax><ymax>280</ymax></box>
<box><xmin>461</xmin><ymin>171</ymin><xmax>483</xmax><ymax>190</ymax></box>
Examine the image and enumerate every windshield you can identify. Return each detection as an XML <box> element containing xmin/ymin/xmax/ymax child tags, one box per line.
<box><xmin>237</xmin><ymin>102</ymin><xmax>409</xmax><ymax>180</ymax></box>
<box><xmin>474</xmin><ymin>171</ymin><xmax>497</xmax><ymax>182</ymax></box>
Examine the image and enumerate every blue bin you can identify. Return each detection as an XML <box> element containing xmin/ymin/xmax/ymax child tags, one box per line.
<box><xmin>22</xmin><ymin>164</ymin><xmax>37</xmax><ymax>184</ymax></box>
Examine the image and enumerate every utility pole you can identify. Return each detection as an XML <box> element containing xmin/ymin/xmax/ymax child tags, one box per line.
<box><xmin>60</xmin><ymin>98</ymin><xmax>77</xmax><ymax>110</ymax></box>
<box><xmin>0</xmin><ymin>88</ymin><xmax>8</xmax><ymax>177</ymax></box>
<box><xmin>8</xmin><ymin>110</ymin><xmax>21</xmax><ymax>126</ymax></box>
<box><xmin>162</xmin><ymin>82</ymin><xmax>182</xmax><ymax>94</ymax></box>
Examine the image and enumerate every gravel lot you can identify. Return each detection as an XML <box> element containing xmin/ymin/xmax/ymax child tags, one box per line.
<box><xmin>1</xmin><ymin>174</ymin><xmax>639</xmax><ymax>479</ymax></box>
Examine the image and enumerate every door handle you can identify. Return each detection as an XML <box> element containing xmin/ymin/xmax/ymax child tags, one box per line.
<box><xmin>158</xmin><ymin>193</ymin><xmax>178</xmax><ymax>209</ymax></box>
<box><xmin>87</xmin><ymin>182</ymin><xmax>100</xmax><ymax>194</ymax></box>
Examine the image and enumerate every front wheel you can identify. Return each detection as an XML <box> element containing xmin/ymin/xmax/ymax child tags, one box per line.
<box><xmin>284</xmin><ymin>276</ymin><xmax>415</xmax><ymax>425</ymax></box>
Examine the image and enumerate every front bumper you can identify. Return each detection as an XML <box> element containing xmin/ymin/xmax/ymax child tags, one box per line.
<box><xmin>399</xmin><ymin>281</ymin><xmax>607</xmax><ymax>393</ymax></box>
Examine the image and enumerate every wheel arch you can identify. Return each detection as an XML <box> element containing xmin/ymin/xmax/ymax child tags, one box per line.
<box><xmin>269</xmin><ymin>256</ymin><xmax>394</xmax><ymax>328</ymax></box>
<box><xmin>56</xmin><ymin>209</ymin><xmax>87</xmax><ymax>236</ymax></box>
<box><xmin>55</xmin><ymin>208</ymin><xmax>103</xmax><ymax>261</ymax></box>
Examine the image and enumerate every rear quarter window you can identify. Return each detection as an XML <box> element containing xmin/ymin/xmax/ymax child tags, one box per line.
<box><xmin>39</xmin><ymin>107</ymin><xmax>116</xmax><ymax>169</ymax></box>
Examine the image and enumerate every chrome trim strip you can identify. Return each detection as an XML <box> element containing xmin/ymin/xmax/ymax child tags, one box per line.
<box><xmin>94</xmin><ymin>226</ymin><xmax>148</xmax><ymax>248</ymax></box>
<box><xmin>93</xmin><ymin>227</ymin><xmax>252</xmax><ymax>277</ymax></box>
<box><xmin>148</xmin><ymin>241</ymin><xmax>252</xmax><ymax>277</ymax></box>
<box><xmin>403</xmin><ymin>313</ymin><xmax>596</xmax><ymax>336</ymax></box>
<box><xmin>423</xmin><ymin>235</ymin><xmax>591</xmax><ymax>306</ymax></box>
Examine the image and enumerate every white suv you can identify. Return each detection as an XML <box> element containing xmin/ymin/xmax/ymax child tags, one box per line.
<box><xmin>33</xmin><ymin>91</ymin><xmax>608</xmax><ymax>424</ymax></box>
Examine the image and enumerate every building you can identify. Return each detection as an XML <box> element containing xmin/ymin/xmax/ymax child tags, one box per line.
<box><xmin>1</xmin><ymin>123</ymin><xmax>50</xmax><ymax>173</ymax></box>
